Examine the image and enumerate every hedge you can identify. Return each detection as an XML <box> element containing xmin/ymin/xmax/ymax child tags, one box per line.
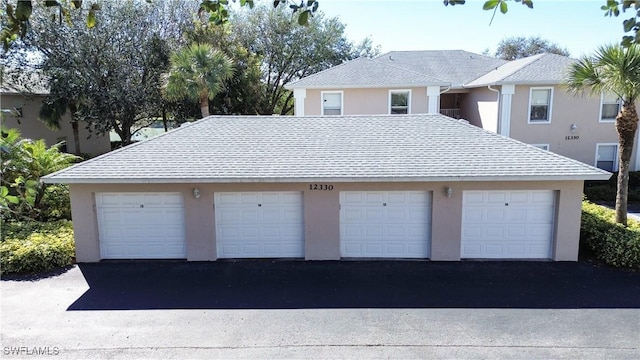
<box><xmin>0</xmin><ymin>220</ymin><xmax>75</xmax><ymax>276</ymax></box>
<box><xmin>581</xmin><ymin>201</ymin><xmax>640</xmax><ymax>269</ymax></box>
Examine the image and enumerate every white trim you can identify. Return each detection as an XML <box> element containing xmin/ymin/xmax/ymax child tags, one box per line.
<box><xmin>527</xmin><ymin>87</ymin><xmax>553</xmax><ymax>124</ymax></box>
<box><xmin>427</xmin><ymin>86</ymin><xmax>440</xmax><ymax>114</ymax></box>
<box><xmin>531</xmin><ymin>144</ymin><xmax>550</xmax><ymax>151</ymax></box>
<box><xmin>595</xmin><ymin>143</ymin><xmax>619</xmax><ymax>172</ymax></box>
<box><xmin>320</xmin><ymin>90</ymin><xmax>344</xmax><ymax>115</ymax></box>
<box><xmin>388</xmin><ymin>89</ymin><xmax>412</xmax><ymax>115</ymax></box>
<box><xmin>293</xmin><ymin>88</ymin><xmax>306</xmax><ymax>117</ymax></box>
<box><xmin>499</xmin><ymin>85</ymin><xmax>515</xmax><ymax>136</ymax></box>
<box><xmin>598</xmin><ymin>92</ymin><xmax>620</xmax><ymax>123</ymax></box>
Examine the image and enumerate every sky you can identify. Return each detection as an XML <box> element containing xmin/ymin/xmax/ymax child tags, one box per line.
<box><xmin>317</xmin><ymin>0</ymin><xmax>626</xmax><ymax>58</ymax></box>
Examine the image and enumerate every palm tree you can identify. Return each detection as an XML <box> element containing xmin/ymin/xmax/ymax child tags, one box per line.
<box><xmin>163</xmin><ymin>43</ymin><xmax>234</xmax><ymax>118</ymax></box>
<box><xmin>566</xmin><ymin>44</ymin><xmax>640</xmax><ymax>225</ymax></box>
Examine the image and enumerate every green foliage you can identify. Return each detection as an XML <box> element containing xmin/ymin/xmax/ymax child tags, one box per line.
<box><xmin>233</xmin><ymin>5</ymin><xmax>379</xmax><ymax>115</ymax></box>
<box><xmin>163</xmin><ymin>43</ymin><xmax>234</xmax><ymax>118</ymax></box>
<box><xmin>487</xmin><ymin>36</ymin><xmax>570</xmax><ymax>60</ymax></box>
<box><xmin>0</xmin><ymin>220</ymin><xmax>75</xmax><ymax>276</ymax></box>
<box><xmin>566</xmin><ymin>45</ymin><xmax>640</xmax><ymax>224</ymax></box>
<box><xmin>1</xmin><ymin>0</ymin><xmax>316</xmax><ymax>51</ymax></box>
<box><xmin>581</xmin><ymin>201</ymin><xmax>640</xmax><ymax>269</ymax></box>
<box><xmin>41</xmin><ymin>185</ymin><xmax>72</xmax><ymax>220</ymax></box>
<box><xmin>0</xmin><ymin>127</ymin><xmax>78</xmax><ymax>222</ymax></box>
<box><xmin>184</xmin><ymin>21</ymin><xmax>264</xmax><ymax>115</ymax></box>
<box><xmin>584</xmin><ymin>172</ymin><xmax>640</xmax><ymax>202</ymax></box>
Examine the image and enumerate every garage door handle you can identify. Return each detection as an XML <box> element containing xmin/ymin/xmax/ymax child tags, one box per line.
<box><xmin>258</xmin><ymin>204</ymin><xmax>261</xmax><ymax>207</ymax></box>
<box><xmin>383</xmin><ymin>203</ymin><xmax>387</xmax><ymax>206</ymax></box>
<box><xmin>505</xmin><ymin>203</ymin><xmax>509</xmax><ymax>206</ymax></box>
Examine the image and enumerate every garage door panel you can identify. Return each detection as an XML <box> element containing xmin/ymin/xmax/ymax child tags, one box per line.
<box><xmin>461</xmin><ymin>190</ymin><xmax>554</xmax><ymax>259</ymax></box>
<box><xmin>96</xmin><ymin>192</ymin><xmax>186</xmax><ymax>260</ymax></box>
<box><xmin>487</xmin><ymin>192</ymin><xmax>507</xmax><ymax>203</ymax></box>
<box><xmin>486</xmin><ymin>209</ymin><xmax>506</xmax><ymax>221</ymax></box>
<box><xmin>215</xmin><ymin>192</ymin><xmax>304</xmax><ymax>258</ymax></box>
<box><xmin>340</xmin><ymin>191</ymin><xmax>431</xmax><ymax>258</ymax></box>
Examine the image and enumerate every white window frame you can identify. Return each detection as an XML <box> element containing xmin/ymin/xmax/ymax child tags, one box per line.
<box><xmin>389</xmin><ymin>89</ymin><xmax>411</xmax><ymax>115</ymax></box>
<box><xmin>599</xmin><ymin>92</ymin><xmax>621</xmax><ymax>123</ymax></box>
<box><xmin>527</xmin><ymin>87</ymin><xmax>553</xmax><ymax>124</ymax></box>
<box><xmin>321</xmin><ymin>91</ymin><xmax>343</xmax><ymax>115</ymax></box>
<box><xmin>595</xmin><ymin>143</ymin><xmax>619</xmax><ymax>172</ymax></box>
<box><xmin>531</xmin><ymin>144</ymin><xmax>550</xmax><ymax>151</ymax></box>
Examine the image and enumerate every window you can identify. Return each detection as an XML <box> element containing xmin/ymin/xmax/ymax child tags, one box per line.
<box><xmin>528</xmin><ymin>87</ymin><xmax>553</xmax><ymax>123</ymax></box>
<box><xmin>389</xmin><ymin>90</ymin><xmax>410</xmax><ymax>114</ymax></box>
<box><xmin>322</xmin><ymin>91</ymin><xmax>342</xmax><ymax>115</ymax></box>
<box><xmin>532</xmin><ymin>144</ymin><xmax>549</xmax><ymax>151</ymax></box>
<box><xmin>600</xmin><ymin>92</ymin><xmax>621</xmax><ymax>122</ymax></box>
<box><xmin>596</xmin><ymin>144</ymin><xmax>618</xmax><ymax>172</ymax></box>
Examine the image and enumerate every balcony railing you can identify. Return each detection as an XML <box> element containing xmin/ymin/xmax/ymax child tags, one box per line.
<box><xmin>440</xmin><ymin>108</ymin><xmax>461</xmax><ymax>119</ymax></box>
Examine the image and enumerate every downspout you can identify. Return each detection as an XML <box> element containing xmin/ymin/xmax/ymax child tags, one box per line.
<box><xmin>487</xmin><ymin>85</ymin><xmax>501</xmax><ymax>133</ymax></box>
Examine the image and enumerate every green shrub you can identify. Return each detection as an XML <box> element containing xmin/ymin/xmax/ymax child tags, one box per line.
<box><xmin>584</xmin><ymin>171</ymin><xmax>640</xmax><ymax>202</ymax></box>
<box><xmin>40</xmin><ymin>185</ymin><xmax>72</xmax><ymax>221</ymax></box>
<box><xmin>581</xmin><ymin>201</ymin><xmax>640</xmax><ymax>269</ymax></box>
<box><xmin>0</xmin><ymin>220</ymin><xmax>75</xmax><ymax>275</ymax></box>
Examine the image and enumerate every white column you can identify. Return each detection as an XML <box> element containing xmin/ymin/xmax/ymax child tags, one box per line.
<box><xmin>427</xmin><ymin>86</ymin><xmax>440</xmax><ymax>114</ymax></box>
<box><xmin>293</xmin><ymin>88</ymin><xmax>306</xmax><ymax>117</ymax></box>
<box><xmin>499</xmin><ymin>85</ymin><xmax>515</xmax><ymax>137</ymax></box>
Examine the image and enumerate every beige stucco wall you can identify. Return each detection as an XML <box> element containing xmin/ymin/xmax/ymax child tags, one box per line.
<box><xmin>460</xmin><ymin>87</ymin><xmax>500</xmax><ymax>131</ymax></box>
<box><xmin>69</xmin><ymin>180</ymin><xmax>584</xmax><ymax>263</ymax></box>
<box><xmin>1</xmin><ymin>94</ymin><xmax>111</xmax><ymax>156</ymax></box>
<box><xmin>304</xmin><ymin>88</ymin><xmax>428</xmax><ymax>115</ymax></box>
<box><xmin>508</xmin><ymin>85</ymin><xmax>638</xmax><ymax>169</ymax></box>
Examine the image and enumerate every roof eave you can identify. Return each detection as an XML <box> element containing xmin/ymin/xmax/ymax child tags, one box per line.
<box><xmin>285</xmin><ymin>83</ymin><xmax>451</xmax><ymax>90</ymax></box>
<box><xmin>43</xmin><ymin>174</ymin><xmax>612</xmax><ymax>184</ymax></box>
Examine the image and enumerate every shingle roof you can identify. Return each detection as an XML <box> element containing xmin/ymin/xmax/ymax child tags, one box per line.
<box><xmin>285</xmin><ymin>57</ymin><xmax>449</xmax><ymax>89</ymax></box>
<box><xmin>373</xmin><ymin>50</ymin><xmax>508</xmax><ymax>88</ymax></box>
<box><xmin>465</xmin><ymin>53</ymin><xmax>576</xmax><ymax>87</ymax></box>
<box><xmin>43</xmin><ymin>115</ymin><xmax>610</xmax><ymax>184</ymax></box>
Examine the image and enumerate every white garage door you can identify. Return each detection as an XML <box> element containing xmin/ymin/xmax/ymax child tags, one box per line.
<box><xmin>461</xmin><ymin>190</ymin><xmax>555</xmax><ymax>259</ymax></box>
<box><xmin>214</xmin><ymin>192</ymin><xmax>304</xmax><ymax>258</ymax></box>
<box><xmin>340</xmin><ymin>191</ymin><xmax>431</xmax><ymax>258</ymax></box>
<box><xmin>96</xmin><ymin>193</ymin><xmax>186</xmax><ymax>259</ymax></box>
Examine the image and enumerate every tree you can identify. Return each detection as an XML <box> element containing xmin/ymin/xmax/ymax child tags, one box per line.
<box><xmin>163</xmin><ymin>43</ymin><xmax>235</xmax><ymax>118</ymax></box>
<box><xmin>486</xmin><ymin>36</ymin><xmax>570</xmax><ymax>60</ymax></box>
<box><xmin>185</xmin><ymin>21</ymin><xmax>264</xmax><ymax>115</ymax></box>
<box><xmin>0</xmin><ymin>0</ymin><xmax>316</xmax><ymax>50</ymax></box>
<box><xmin>13</xmin><ymin>0</ymin><xmax>194</xmax><ymax>145</ymax></box>
<box><xmin>565</xmin><ymin>44</ymin><xmax>640</xmax><ymax>225</ymax></box>
<box><xmin>233</xmin><ymin>6</ymin><xmax>379</xmax><ymax>115</ymax></box>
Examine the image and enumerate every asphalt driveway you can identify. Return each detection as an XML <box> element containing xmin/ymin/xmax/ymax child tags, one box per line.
<box><xmin>1</xmin><ymin>261</ymin><xmax>639</xmax><ymax>359</ymax></box>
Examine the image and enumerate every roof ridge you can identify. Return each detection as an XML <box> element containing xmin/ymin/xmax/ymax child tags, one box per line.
<box><xmin>286</xmin><ymin>57</ymin><xmax>370</xmax><ymax>87</ymax></box>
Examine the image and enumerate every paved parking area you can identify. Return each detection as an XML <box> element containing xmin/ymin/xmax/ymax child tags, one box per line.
<box><xmin>1</xmin><ymin>261</ymin><xmax>639</xmax><ymax>359</ymax></box>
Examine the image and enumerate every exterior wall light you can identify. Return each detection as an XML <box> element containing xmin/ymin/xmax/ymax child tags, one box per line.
<box><xmin>570</xmin><ymin>123</ymin><xmax>577</xmax><ymax>133</ymax></box>
<box><xmin>445</xmin><ymin>186</ymin><xmax>453</xmax><ymax>198</ymax></box>
<box><xmin>193</xmin><ymin>187</ymin><xmax>201</xmax><ymax>199</ymax></box>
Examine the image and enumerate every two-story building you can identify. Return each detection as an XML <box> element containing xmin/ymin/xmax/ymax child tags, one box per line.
<box><xmin>286</xmin><ymin>50</ymin><xmax>640</xmax><ymax>172</ymax></box>
<box><xmin>1</xmin><ymin>76</ymin><xmax>110</xmax><ymax>157</ymax></box>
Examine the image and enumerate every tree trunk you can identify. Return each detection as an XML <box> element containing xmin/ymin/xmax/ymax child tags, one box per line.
<box><xmin>615</xmin><ymin>101</ymin><xmax>639</xmax><ymax>226</ymax></box>
<box><xmin>200</xmin><ymin>93</ymin><xmax>210</xmax><ymax>118</ymax></box>
<box><xmin>162</xmin><ymin>106</ymin><xmax>168</xmax><ymax>132</ymax></box>
<box><xmin>68</xmin><ymin>102</ymin><xmax>82</xmax><ymax>155</ymax></box>
<box><xmin>71</xmin><ymin>120</ymin><xmax>81</xmax><ymax>155</ymax></box>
